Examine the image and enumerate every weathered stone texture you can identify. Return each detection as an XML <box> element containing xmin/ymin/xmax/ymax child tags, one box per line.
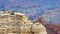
<box><xmin>0</xmin><ymin>11</ymin><xmax>47</xmax><ymax>34</ymax></box>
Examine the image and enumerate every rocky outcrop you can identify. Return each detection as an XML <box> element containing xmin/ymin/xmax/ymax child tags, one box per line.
<box><xmin>37</xmin><ymin>17</ymin><xmax>60</xmax><ymax>34</ymax></box>
<box><xmin>45</xmin><ymin>24</ymin><xmax>60</xmax><ymax>34</ymax></box>
<box><xmin>0</xmin><ymin>11</ymin><xmax>47</xmax><ymax>34</ymax></box>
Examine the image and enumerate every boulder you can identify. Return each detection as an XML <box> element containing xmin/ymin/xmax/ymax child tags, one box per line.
<box><xmin>0</xmin><ymin>11</ymin><xmax>47</xmax><ymax>34</ymax></box>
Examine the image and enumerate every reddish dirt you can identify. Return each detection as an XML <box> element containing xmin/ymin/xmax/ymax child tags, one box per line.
<box><xmin>36</xmin><ymin>17</ymin><xmax>60</xmax><ymax>34</ymax></box>
<box><xmin>45</xmin><ymin>24</ymin><xmax>60</xmax><ymax>34</ymax></box>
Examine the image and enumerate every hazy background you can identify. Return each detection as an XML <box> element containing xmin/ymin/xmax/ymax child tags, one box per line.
<box><xmin>0</xmin><ymin>0</ymin><xmax>60</xmax><ymax>24</ymax></box>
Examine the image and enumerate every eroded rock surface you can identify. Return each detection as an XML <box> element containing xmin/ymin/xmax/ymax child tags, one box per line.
<box><xmin>0</xmin><ymin>11</ymin><xmax>47</xmax><ymax>34</ymax></box>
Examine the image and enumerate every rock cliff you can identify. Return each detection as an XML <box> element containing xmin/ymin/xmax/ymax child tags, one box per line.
<box><xmin>0</xmin><ymin>11</ymin><xmax>47</xmax><ymax>34</ymax></box>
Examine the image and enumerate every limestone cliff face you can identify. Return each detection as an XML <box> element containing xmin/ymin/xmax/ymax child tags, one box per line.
<box><xmin>0</xmin><ymin>11</ymin><xmax>47</xmax><ymax>34</ymax></box>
